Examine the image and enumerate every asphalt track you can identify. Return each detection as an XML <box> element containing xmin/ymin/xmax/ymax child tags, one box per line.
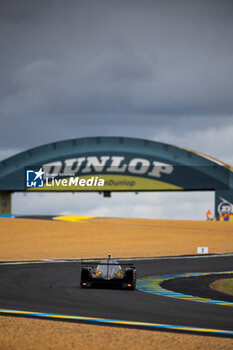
<box><xmin>161</xmin><ymin>273</ymin><xmax>233</xmax><ymax>302</ymax></box>
<box><xmin>0</xmin><ymin>255</ymin><xmax>233</xmax><ymax>337</ymax></box>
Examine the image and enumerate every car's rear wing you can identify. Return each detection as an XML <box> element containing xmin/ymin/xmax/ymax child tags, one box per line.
<box><xmin>81</xmin><ymin>259</ymin><xmax>135</xmax><ymax>267</ymax></box>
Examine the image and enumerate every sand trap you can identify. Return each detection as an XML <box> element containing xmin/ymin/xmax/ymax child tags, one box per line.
<box><xmin>0</xmin><ymin>217</ymin><xmax>232</xmax><ymax>261</ymax></box>
<box><xmin>0</xmin><ymin>316</ymin><xmax>233</xmax><ymax>350</ymax></box>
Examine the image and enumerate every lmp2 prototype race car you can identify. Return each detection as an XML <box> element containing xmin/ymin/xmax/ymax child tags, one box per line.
<box><xmin>80</xmin><ymin>255</ymin><xmax>136</xmax><ymax>289</ymax></box>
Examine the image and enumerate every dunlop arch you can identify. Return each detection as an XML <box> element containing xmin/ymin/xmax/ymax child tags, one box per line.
<box><xmin>0</xmin><ymin>137</ymin><xmax>232</xmax><ymax>216</ymax></box>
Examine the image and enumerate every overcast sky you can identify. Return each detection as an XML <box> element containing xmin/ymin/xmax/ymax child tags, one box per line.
<box><xmin>1</xmin><ymin>0</ymin><xmax>233</xmax><ymax>219</ymax></box>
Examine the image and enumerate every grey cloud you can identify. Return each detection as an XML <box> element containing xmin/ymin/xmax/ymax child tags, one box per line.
<box><xmin>0</xmin><ymin>0</ymin><xmax>233</xmax><ymax>151</ymax></box>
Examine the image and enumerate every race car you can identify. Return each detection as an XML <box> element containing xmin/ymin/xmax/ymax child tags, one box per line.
<box><xmin>80</xmin><ymin>255</ymin><xmax>136</xmax><ymax>289</ymax></box>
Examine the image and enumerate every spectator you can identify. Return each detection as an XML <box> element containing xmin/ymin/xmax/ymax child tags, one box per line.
<box><xmin>206</xmin><ymin>209</ymin><xmax>212</xmax><ymax>221</ymax></box>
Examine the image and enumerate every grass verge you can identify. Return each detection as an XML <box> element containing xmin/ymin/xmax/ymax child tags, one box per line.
<box><xmin>210</xmin><ymin>278</ymin><xmax>233</xmax><ymax>296</ymax></box>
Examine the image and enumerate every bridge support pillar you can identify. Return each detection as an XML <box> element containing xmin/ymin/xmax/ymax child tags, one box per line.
<box><xmin>0</xmin><ymin>191</ymin><xmax>12</xmax><ymax>214</ymax></box>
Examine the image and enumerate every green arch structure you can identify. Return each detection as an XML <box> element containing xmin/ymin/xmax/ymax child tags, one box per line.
<box><xmin>0</xmin><ymin>137</ymin><xmax>232</xmax><ymax>215</ymax></box>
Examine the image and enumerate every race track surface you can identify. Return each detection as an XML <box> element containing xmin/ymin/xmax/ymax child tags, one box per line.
<box><xmin>0</xmin><ymin>255</ymin><xmax>232</xmax><ymax>334</ymax></box>
<box><xmin>161</xmin><ymin>273</ymin><xmax>233</xmax><ymax>302</ymax></box>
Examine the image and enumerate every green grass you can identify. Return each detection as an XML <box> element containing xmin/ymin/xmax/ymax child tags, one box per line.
<box><xmin>210</xmin><ymin>278</ymin><xmax>233</xmax><ymax>296</ymax></box>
